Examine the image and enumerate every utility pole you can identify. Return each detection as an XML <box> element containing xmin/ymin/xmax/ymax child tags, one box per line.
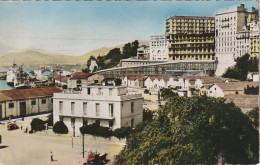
<box><xmin>82</xmin><ymin>116</ymin><xmax>85</xmax><ymax>158</ymax></box>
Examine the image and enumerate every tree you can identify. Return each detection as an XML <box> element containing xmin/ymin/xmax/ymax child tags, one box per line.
<box><xmin>113</xmin><ymin>127</ymin><xmax>133</xmax><ymax>139</ymax></box>
<box><xmin>244</xmin><ymin>85</ymin><xmax>259</xmax><ymax>95</ymax></box>
<box><xmin>80</xmin><ymin>123</ymin><xmax>112</xmax><ymax>138</ymax></box>
<box><xmin>115</xmin><ymin>96</ymin><xmax>258</xmax><ymax>164</ymax></box>
<box><xmin>143</xmin><ymin>108</ymin><xmax>153</xmax><ymax>122</ymax></box>
<box><xmin>114</xmin><ymin>78</ymin><xmax>122</xmax><ymax>86</ymax></box>
<box><xmin>246</xmin><ymin>108</ymin><xmax>259</xmax><ymax>129</ymax></box>
<box><xmin>46</xmin><ymin>113</ymin><xmax>53</xmax><ymax>126</ymax></box>
<box><xmin>31</xmin><ymin>118</ymin><xmax>45</xmax><ymax>132</ymax></box>
<box><xmin>53</xmin><ymin>121</ymin><xmax>68</xmax><ymax>134</ymax></box>
<box><xmin>222</xmin><ymin>54</ymin><xmax>259</xmax><ymax>81</ymax></box>
<box><xmin>160</xmin><ymin>88</ymin><xmax>178</xmax><ymax>100</ymax></box>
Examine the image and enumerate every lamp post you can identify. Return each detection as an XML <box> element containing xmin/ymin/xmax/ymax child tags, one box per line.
<box><xmin>82</xmin><ymin>116</ymin><xmax>85</xmax><ymax>158</ymax></box>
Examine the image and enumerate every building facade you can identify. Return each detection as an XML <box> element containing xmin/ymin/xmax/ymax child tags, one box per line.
<box><xmin>166</xmin><ymin>16</ymin><xmax>215</xmax><ymax>61</ymax></box>
<box><xmin>137</xmin><ymin>45</ymin><xmax>150</xmax><ymax>60</ymax></box>
<box><xmin>53</xmin><ymin>86</ymin><xmax>143</xmax><ymax>136</ymax></box>
<box><xmin>0</xmin><ymin>87</ymin><xmax>62</xmax><ymax>120</ymax></box>
<box><xmin>215</xmin><ymin>4</ymin><xmax>258</xmax><ymax>76</ymax></box>
<box><xmin>68</xmin><ymin>73</ymin><xmax>104</xmax><ymax>89</ymax></box>
<box><xmin>149</xmin><ymin>35</ymin><xmax>169</xmax><ymax>61</ymax></box>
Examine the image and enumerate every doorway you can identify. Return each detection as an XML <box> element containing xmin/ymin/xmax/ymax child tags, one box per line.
<box><xmin>20</xmin><ymin>102</ymin><xmax>26</xmax><ymax>117</ymax></box>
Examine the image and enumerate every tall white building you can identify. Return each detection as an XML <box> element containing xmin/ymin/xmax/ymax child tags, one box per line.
<box><xmin>215</xmin><ymin>4</ymin><xmax>258</xmax><ymax>76</ymax></box>
<box><xmin>149</xmin><ymin>35</ymin><xmax>169</xmax><ymax>61</ymax></box>
<box><xmin>53</xmin><ymin>86</ymin><xmax>143</xmax><ymax>136</ymax></box>
<box><xmin>215</xmin><ymin>4</ymin><xmax>248</xmax><ymax>76</ymax></box>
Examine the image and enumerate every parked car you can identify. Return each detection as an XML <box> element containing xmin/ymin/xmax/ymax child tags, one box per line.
<box><xmin>7</xmin><ymin>124</ymin><xmax>19</xmax><ymax>130</ymax></box>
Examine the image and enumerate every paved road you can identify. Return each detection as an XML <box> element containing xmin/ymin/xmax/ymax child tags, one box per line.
<box><xmin>0</xmin><ymin>122</ymin><xmax>124</xmax><ymax>165</ymax></box>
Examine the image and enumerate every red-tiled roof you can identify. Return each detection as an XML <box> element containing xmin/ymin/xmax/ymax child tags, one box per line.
<box><xmin>56</xmin><ymin>76</ymin><xmax>69</xmax><ymax>83</ymax></box>
<box><xmin>216</xmin><ymin>82</ymin><xmax>259</xmax><ymax>91</ymax></box>
<box><xmin>225</xmin><ymin>95</ymin><xmax>258</xmax><ymax>110</ymax></box>
<box><xmin>70</xmin><ymin>72</ymin><xmax>95</xmax><ymax>80</ymax></box>
<box><xmin>127</xmin><ymin>76</ymin><xmax>146</xmax><ymax>81</ymax></box>
<box><xmin>186</xmin><ymin>76</ymin><xmax>223</xmax><ymax>84</ymax></box>
<box><xmin>148</xmin><ymin>75</ymin><xmax>178</xmax><ymax>81</ymax></box>
<box><xmin>170</xmin><ymin>15</ymin><xmax>215</xmax><ymax>20</ymax></box>
<box><xmin>0</xmin><ymin>86</ymin><xmax>62</xmax><ymax>102</ymax></box>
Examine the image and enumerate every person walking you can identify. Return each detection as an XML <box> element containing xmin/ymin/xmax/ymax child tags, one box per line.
<box><xmin>50</xmin><ymin>151</ymin><xmax>54</xmax><ymax>162</ymax></box>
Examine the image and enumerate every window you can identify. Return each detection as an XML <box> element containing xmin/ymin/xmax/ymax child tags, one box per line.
<box><xmin>109</xmin><ymin>104</ymin><xmax>114</xmax><ymax>117</ymax></box>
<box><xmin>131</xmin><ymin>119</ymin><xmax>134</xmax><ymax>128</ymax></box>
<box><xmin>41</xmin><ymin>99</ymin><xmax>46</xmax><ymax>104</ymax></box>
<box><xmin>109</xmin><ymin>88</ymin><xmax>112</xmax><ymax>95</ymax></box>
<box><xmin>98</xmin><ymin>88</ymin><xmax>102</xmax><ymax>95</ymax></box>
<box><xmin>235</xmin><ymin>91</ymin><xmax>239</xmax><ymax>94</ymax></box>
<box><xmin>94</xmin><ymin>80</ymin><xmax>98</xmax><ymax>83</ymax></box>
<box><xmin>87</xmin><ymin>88</ymin><xmax>91</xmax><ymax>95</ymax></box>
<box><xmin>51</xmin><ymin>99</ymin><xmax>53</xmax><ymax>103</ymax></box>
<box><xmin>31</xmin><ymin>100</ymin><xmax>36</xmax><ymax>105</ymax></box>
<box><xmin>83</xmin><ymin>119</ymin><xmax>88</xmax><ymax>126</ymax></box>
<box><xmin>76</xmin><ymin>79</ymin><xmax>82</xmax><ymax>84</ymax></box>
<box><xmin>9</xmin><ymin>103</ymin><xmax>14</xmax><ymax>108</ymax></box>
<box><xmin>121</xmin><ymin>102</ymin><xmax>124</xmax><ymax>108</ymax></box>
<box><xmin>71</xmin><ymin>102</ymin><xmax>75</xmax><ymax>115</ymax></box>
<box><xmin>96</xmin><ymin>103</ymin><xmax>100</xmax><ymax>116</ymax></box>
<box><xmin>71</xmin><ymin>118</ymin><xmax>75</xmax><ymax>127</ymax></box>
<box><xmin>83</xmin><ymin>102</ymin><xmax>87</xmax><ymax>115</ymax></box>
<box><xmin>131</xmin><ymin>102</ymin><xmax>134</xmax><ymax>113</ymax></box>
<box><xmin>59</xmin><ymin>101</ymin><xmax>63</xmax><ymax>113</ymax></box>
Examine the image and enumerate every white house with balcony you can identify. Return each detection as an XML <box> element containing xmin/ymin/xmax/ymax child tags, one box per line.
<box><xmin>53</xmin><ymin>85</ymin><xmax>143</xmax><ymax>136</ymax></box>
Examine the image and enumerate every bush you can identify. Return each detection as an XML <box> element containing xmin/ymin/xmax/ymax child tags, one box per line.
<box><xmin>114</xmin><ymin>78</ymin><xmax>122</xmax><ymax>86</ymax></box>
<box><xmin>143</xmin><ymin>109</ymin><xmax>153</xmax><ymax>122</ymax></box>
<box><xmin>31</xmin><ymin>118</ymin><xmax>45</xmax><ymax>132</ymax></box>
<box><xmin>113</xmin><ymin>127</ymin><xmax>132</xmax><ymax>139</ymax></box>
<box><xmin>53</xmin><ymin>121</ymin><xmax>68</xmax><ymax>134</ymax></box>
<box><xmin>46</xmin><ymin>113</ymin><xmax>53</xmax><ymax>126</ymax></box>
<box><xmin>80</xmin><ymin>123</ymin><xmax>112</xmax><ymax>138</ymax></box>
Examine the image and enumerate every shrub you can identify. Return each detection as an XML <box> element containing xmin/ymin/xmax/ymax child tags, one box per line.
<box><xmin>80</xmin><ymin>123</ymin><xmax>112</xmax><ymax>138</ymax></box>
<box><xmin>114</xmin><ymin>78</ymin><xmax>122</xmax><ymax>86</ymax></box>
<box><xmin>113</xmin><ymin>127</ymin><xmax>132</xmax><ymax>139</ymax></box>
<box><xmin>31</xmin><ymin>118</ymin><xmax>45</xmax><ymax>132</ymax></box>
<box><xmin>143</xmin><ymin>109</ymin><xmax>153</xmax><ymax>122</ymax></box>
<box><xmin>46</xmin><ymin>113</ymin><xmax>53</xmax><ymax>126</ymax></box>
<box><xmin>53</xmin><ymin>121</ymin><xmax>68</xmax><ymax>134</ymax></box>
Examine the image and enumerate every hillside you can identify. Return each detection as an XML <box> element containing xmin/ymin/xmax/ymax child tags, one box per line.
<box><xmin>0</xmin><ymin>41</ymin><xmax>148</xmax><ymax>68</ymax></box>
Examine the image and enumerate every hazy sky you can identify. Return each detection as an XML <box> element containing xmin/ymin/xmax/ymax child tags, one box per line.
<box><xmin>0</xmin><ymin>1</ymin><xmax>258</xmax><ymax>56</ymax></box>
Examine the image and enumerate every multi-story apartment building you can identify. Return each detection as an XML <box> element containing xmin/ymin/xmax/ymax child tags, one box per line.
<box><xmin>249</xmin><ymin>21</ymin><xmax>259</xmax><ymax>59</ymax></box>
<box><xmin>53</xmin><ymin>86</ymin><xmax>143</xmax><ymax>136</ymax></box>
<box><xmin>215</xmin><ymin>4</ymin><xmax>258</xmax><ymax>76</ymax></box>
<box><xmin>166</xmin><ymin>16</ymin><xmax>215</xmax><ymax>61</ymax></box>
<box><xmin>236</xmin><ymin>28</ymin><xmax>250</xmax><ymax>58</ymax></box>
<box><xmin>149</xmin><ymin>35</ymin><xmax>169</xmax><ymax>61</ymax></box>
<box><xmin>137</xmin><ymin>45</ymin><xmax>150</xmax><ymax>60</ymax></box>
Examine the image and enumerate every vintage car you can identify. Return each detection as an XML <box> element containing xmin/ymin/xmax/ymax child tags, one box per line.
<box><xmin>7</xmin><ymin>124</ymin><xmax>19</xmax><ymax>130</ymax></box>
<box><xmin>84</xmin><ymin>152</ymin><xmax>110</xmax><ymax>165</ymax></box>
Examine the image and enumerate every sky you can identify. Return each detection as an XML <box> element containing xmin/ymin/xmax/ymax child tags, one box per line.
<box><xmin>0</xmin><ymin>1</ymin><xmax>258</xmax><ymax>56</ymax></box>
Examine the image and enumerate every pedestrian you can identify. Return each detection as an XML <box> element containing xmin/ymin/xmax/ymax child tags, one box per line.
<box><xmin>50</xmin><ymin>151</ymin><xmax>54</xmax><ymax>162</ymax></box>
<box><xmin>20</xmin><ymin>125</ymin><xmax>23</xmax><ymax>130</ymax></box>
<box><xmin>25</xmin><ymin>127</ymin><xmax>28</xmax><ymax>133</ymax></box>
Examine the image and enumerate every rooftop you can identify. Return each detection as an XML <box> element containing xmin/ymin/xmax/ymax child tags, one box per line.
<box><xmin>169</xmin><ymin>15</ymin><xmax>215</xmax><ymax>20</ymax></box>
<box><xmin>0</xmin><ymin>86</ymin><xmax>62</xmax><ymax>102</ymax></box>
<box><xmin>215</xmin><ymin>82</ymin><xmax>258</xmax><ymax>91</ymax></box>
<box><xmin>70</xmin><ymin>72</ymin><xmax>95</xmax><ymax>80</ymax></box>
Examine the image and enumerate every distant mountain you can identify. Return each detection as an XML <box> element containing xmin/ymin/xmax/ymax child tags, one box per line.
<box><xmin>0</xmin><ymin>41</ymin><xmax>148</xmax><ymax>68</ymax></box>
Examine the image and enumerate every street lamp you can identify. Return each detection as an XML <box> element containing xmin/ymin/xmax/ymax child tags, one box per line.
<box><xmin>82</xmin><ymin>116</ymin><xmax>85</xmax><ymax>158</ymax></box>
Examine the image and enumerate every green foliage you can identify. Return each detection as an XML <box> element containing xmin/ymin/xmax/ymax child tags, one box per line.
<box><xmin>53</xmin><ymin>121</ymin><xmax>68</xmax><ymax>134</ymax></box>
<box><xmin>244</xmin><ymin>85</ymin><xmax>259</xmax><ymax>95</ymax></box>
<box><xmin>80</xmin><ymin>123</ymin><xmax>112</xmax><ymax>138</ymax></box>
<box><xmin>31</xmin><ymin>118</ymin><xmax>45</xmax><ymax>132</ymax></box>
<box><xmin>160</xmin><ymin>88</ymin><xmax>178</xmax><ymax>100</ymax></box>
<box><xmin>143</xmin><ymin>109</ymin><xmax>153</xmax><ymax>122</ymax></box>
<box><xmin>115</xmin><ymin>96</ymin><xmax>258</xmax><ymax>164</ymax></box>
<box><xmin>46</xmin><ymin>113</ymin><xmax>53</xmax><ymax>126</ymax></box>
<box><xmin>113</xmin><ymin>127</ymin><xmax>133</xmax><ymax>139</ymax></box>
<box><xmin>82</xmin><ymin>67</ymin><xmax>90</xmax><ymax>73</ymax></box>
<box><xmin>114</xmin><ymin>78</ymin><xmax>122</xmax><ymax>86</ymax></box>
<box><xmin>222</xmin><ymin>54</ymin><xmax>259</xmax><ymax>81</ymax></box>
<box><xmin>246</xmin><ymin>108</ymin><xmax>259</xmax><ymax>129</ymax></box>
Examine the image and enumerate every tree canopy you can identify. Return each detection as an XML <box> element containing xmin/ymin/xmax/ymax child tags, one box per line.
<box><xmin>115</xmin><ymin>96</ymin><xmax>258</xmax><ymax>164</ymax></box>
<box><xmin>222</xmin><ymin>54</ymin><xmax>258</xmax><ymax>81</ymax></box>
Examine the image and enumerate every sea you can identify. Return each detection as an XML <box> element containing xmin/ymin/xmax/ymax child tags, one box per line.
<box><xmin>0</xmin><ymin>80</ymin><xmax>14</xmax><ymax>90</ymax></box>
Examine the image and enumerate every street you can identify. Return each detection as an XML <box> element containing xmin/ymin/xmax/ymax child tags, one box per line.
<box><xmin>0</xmin><ymin>117</ymin><xmax>124</xmax><ymax>165</ymax></box>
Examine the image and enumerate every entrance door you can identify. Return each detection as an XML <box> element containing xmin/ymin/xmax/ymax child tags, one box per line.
<box><xmin>20</xmin><ymin>102</ymin><xmax>26</xmax><ymax>117</ymax></box>
<box><xmin>0</xmin><ymin>104</ymin><xmax>2</xmax><ymax>120</ymax></box>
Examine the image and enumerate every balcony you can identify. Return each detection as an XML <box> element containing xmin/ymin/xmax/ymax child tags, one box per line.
<box><xmin>59</xmin><ymin>114</ymin><xmax>115</xmax><ymax>120</ymax></box>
